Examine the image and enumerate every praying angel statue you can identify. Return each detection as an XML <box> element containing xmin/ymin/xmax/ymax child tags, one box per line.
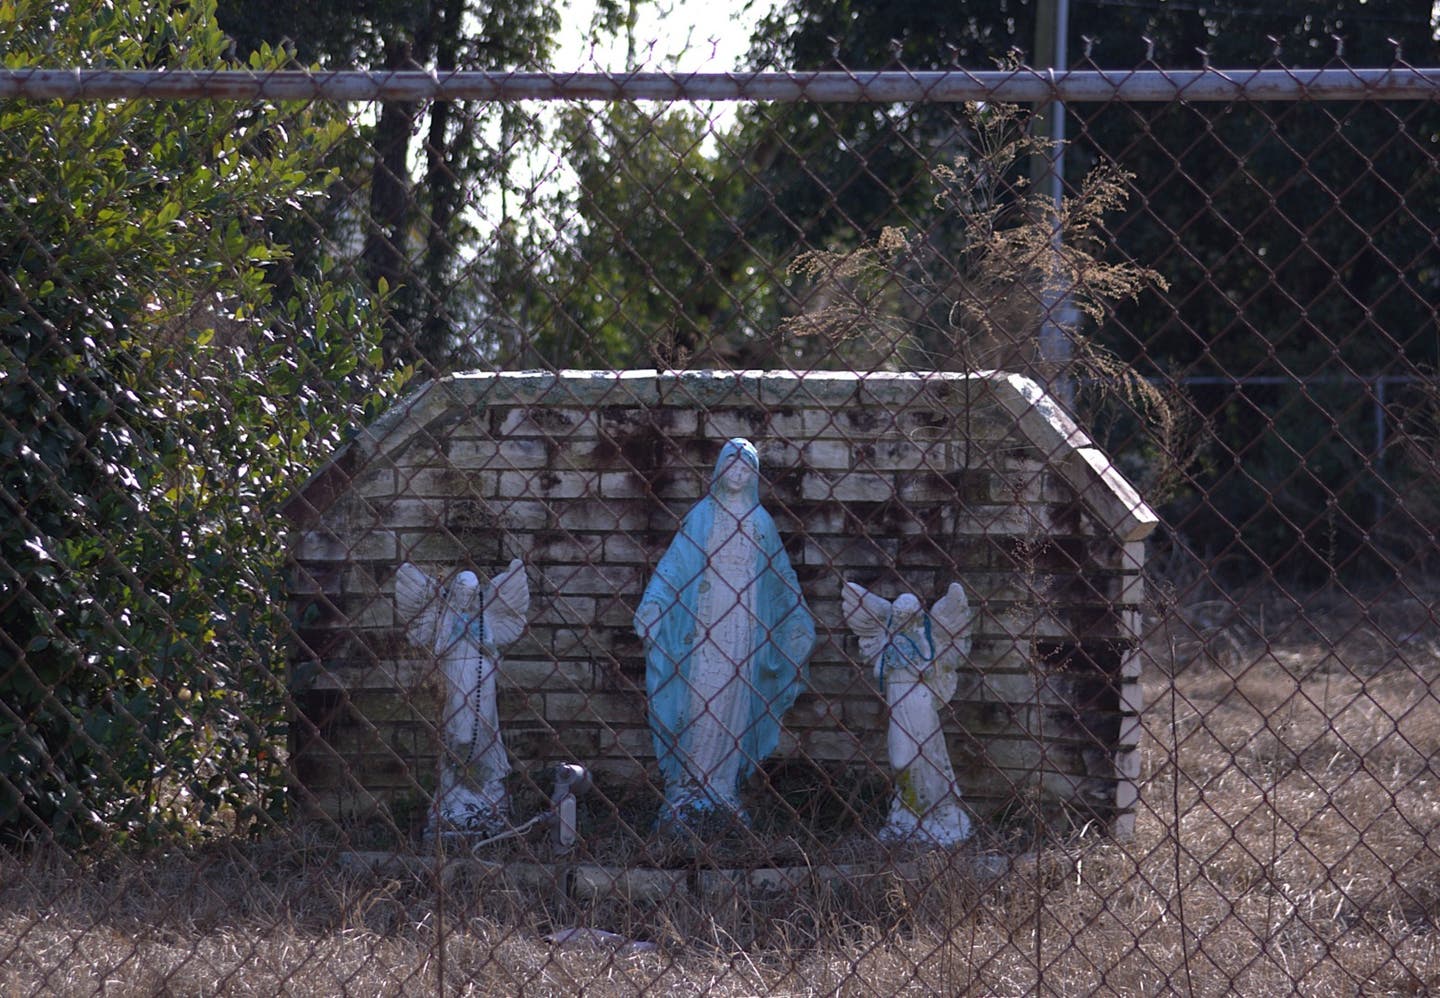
<box><xmin>842</xmin><ymin>580</ymin><xmax>975</xmax><ymax>846</ymax></box>
<box><xmin>636</xmin><ymin>438</ymin><xmax>815</xmax><ymax>831</ymax></box>
<box><xmin>395</xmin><ymin>558</ymin><xmax>529</xmax><ymax>839</ymax></box>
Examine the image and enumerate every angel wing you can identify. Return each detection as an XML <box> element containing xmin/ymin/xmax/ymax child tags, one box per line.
<box><xmin>929</xmin><ymin>582</ymin><xmax>974</xmax><ymax>670</ymax></box>
<box><xmin>841</xmin><ymin>581</ymin><xmax>894</xmax><ymax>669</ymax></box>
<box><xmin>395</xmin><ymin>562</ymin><xmax>445</xmax><ymax>653</ymax></box>
<box><xmin>483</xmin><ymin>558</ymin><xmax>530</xmax><ymax>650</ymax></box>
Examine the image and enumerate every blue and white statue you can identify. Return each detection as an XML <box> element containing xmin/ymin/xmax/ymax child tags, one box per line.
<box><xmin>635</xmin><ymin>438</ymin><xmax>815</xmax><ymax>830</ymax></box>
<box><xmin>842</xmin><ymin>580</ymin><xmax>975</xmax><ymax>846</ymax></box>
<box><xmin>395</xmin><ymin>558</ymin><xmax>529</xmax><ymax>839</ymax></box>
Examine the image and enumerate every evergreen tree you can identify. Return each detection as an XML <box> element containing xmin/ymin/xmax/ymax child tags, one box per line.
<box><xmin>217</xmin><ymin>0</ymin><xmax>630</xmax><ymax>372</ymax></box>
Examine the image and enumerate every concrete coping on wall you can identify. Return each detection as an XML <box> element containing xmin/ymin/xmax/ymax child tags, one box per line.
<box><xmin>296</xmin><ymin>368</ymin><xmax>1157</xmax><ymax>544</ymax></box>
<box><xmin>335</xmin><ymin>848</ymin><xmax>1054</xmax><ymax>902</ymax></box>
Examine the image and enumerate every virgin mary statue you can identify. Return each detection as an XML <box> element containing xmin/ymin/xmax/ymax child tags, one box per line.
<box><xmin>635</xmin><ymin>438</ymin><xmax>815</xmax><ymax>829</ymax></box>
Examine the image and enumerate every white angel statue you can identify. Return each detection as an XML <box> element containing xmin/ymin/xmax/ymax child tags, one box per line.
<box><xmin>395</xmin><ymin>558</ymin><xmax>529</xmax><ymax>839</ymax></box>
<box><xmin>842</xmin><ymin>580</ymin><xmax>976</xmax><ymax>846</ymax></box>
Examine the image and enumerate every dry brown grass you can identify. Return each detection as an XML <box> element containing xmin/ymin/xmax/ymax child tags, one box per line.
<box><xmin>4</xmin><ymin>587</ymin><xmax>1439</xmax><ymax>995</ymax></box>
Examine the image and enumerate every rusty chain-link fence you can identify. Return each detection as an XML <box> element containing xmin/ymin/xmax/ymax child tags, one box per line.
<box><xmin>3</xmin><ymin>4</ymin><xmax>1440</xmax><ymax>991</ymax></box>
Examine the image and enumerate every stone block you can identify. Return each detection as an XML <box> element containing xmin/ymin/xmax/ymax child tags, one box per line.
<box><xmin>572</xmin><ymin>865</ymin><xmax>686</xmax><ymax>902</ymax></box>
<box><xmin>807</xmin><ymin>662</ymin><xmax>866</xmax><ymax>697</ymax></box>
<box><xmin>896</xmin><ymin>469</ymin><xmax>990</xmax><ymax>504</ymax></box>
<box><xmin>372</xmin><ymin>498</ymin><xmax>445</xmax><ymax>529</ymax></box>
<box><xmin>540</xmin><ymin>563</ymin><xmax>641</xmax><ymax>596</ymax></box>
<box><xmin>1121</xmin><ymin>540</ymin><xmax>1146</xmax><ymax>574</ymax></box>
<box><xmin>653</xmin><ymin>371</ymin><xmax>761</xmax><ymax>407</ymax></box>
<box><xmin>396</xmin><ymin>530</ymin><xmax>496</xmax><ymax>563</ymax></box>
<box><xmin>494</xmin><ymin>406</ymin><xmax>598</xmax><ymax>439</ymax></box>
<box><xmin>652</xmin><ymin>473</ymin><xmax>706</xmax><ymax>501</ymax></box>
<box><xmin>309</xmin><ymin>658</ymin><xmax>425</xmax><ymax>692</ymax></box>
<box><xmin>292</xmin><ymin>564</ymin><xmax>343</xmax><ymax>597</ymax></box>
<box><xmin>348</xmin><ymin>595</ymin><xmax>394</xmax><ymax>630</ymax></box>
<box><xmin>975</xmin><ymin>734</ymin><xmax>1047</xmax><ymax>777</ymax></box>
<box><xmin>555</xmin><ymin>501</ymin><xmax>651</xmax><ymax>533</ymax></box>
<box><xmin>761</xmin><ymin>371</ymin><xmax>861</xmax><ymax>409</ymax></box>
<box><xmin>785</xmin><ymin>694</ymin><xmax>840</xmax><ymax>729</ymax></box>
<box><xmin>851</xmin><ymin>439</ymin><xmax>950</xmax><ymax>472</ymax></box>
<box><xmin>989</xmin><ymin>373</ymin><xmax>1091</xmax><ymax>458</ymax></box>
<box><xmin>496</xmin><ymin>690</ymin><xmax>546</xmax><ymax>724</ymax></box>
<box><xmin>842</xmin><ymin>696</ymin><xmax>885</xmax><ymax>728</ymax></box>
<box><xmin>1114</xmin><ymin>772</ymin><xmax>1139</xmax><ymax>809</ymax></box>
<box><xmin>502</xmin><ymin>724</ymin><xmax>599</xmax><ymax>761</ymax></box>
<box><xmin>544</xmin><ymin>691</ymin><xmax>646</xmax><ymax>726</ymax></box>
<box><xmin>1058</xmin><ymin>448</ymin><xmax>1159</xmax><ymax>544</ymax></box>
<box><xmin>768</xmin><ymin>409</ymin><xmax>810</xmax><ymax>440</ymax></box>
<box><xmin>596</xmin><ymin>594</ymin><xmax>640</xmax><ymax>628</ymax></box>
<box><xmin>756</xmin><ymin>437</ymin><xmax>802</xmax><ymax>468</ymax></box>
<box><xmin>1117</xmin><ymin>712</ymin><xmax>1143</xmax><ymax>750</ymax></box>
<box><xmin>602</xmin><ymin>533</ymin><xmax>652</xmax><ymax>564</ymax></box>
<box><xmin>1119</xmin><ymin>647</ymin><xmax>1144</xmax><ymax>679</ymax></box>
<box><xmin>348</xmin><ymin>689</ymin><xmax>433</xmax><ymax>725</ymax></box>
<box><xmin>497</xmin><ymin>468</ymin><xmax>597</xmax><ymax>500</ymax></box>
<box><xmin>598</xmin><ymin>471</ymin><xmax>646</xmax><ymax>499</ymax></box>
<box><xmin>503</xmin><ymin>633</ymin><xmax>569</xmax><ymax>673</ymax></box>
<box><xmin>446</xmin><ymin>371</ymin><xmax>622</xmax><ymax>407</ymax></box>
<box><xmin>528</xmin><ymin>531</ymin><xmax>603</xmax><ymax>565</ymax></box>
<box><xmin>293</xmin><ymin>530</ymin><xmax>346</xmax><ymax>562</ymax></box>
<box><xmin>955</xmin><ymin>505</ymin><xmax>1044</xmax><ymax>536</ymax></box>
<box><xmin>531</xmin><ymin>594</ymin><xmax>596</xmax><ymax>627</ymax></box>
<box><xmin>801</xmin><ymin>439</ymin><xmax>852</xmax><ymax>470</ymax></box>
<box><xmin>796</xmin><ymin>729</ymin><xmax>867</xmax><ymax>763</ymax></box>
<box><xmin>447</xmin><ymin>439</ymin><xmax>500</xmax><ymax>470</ymax></box>
<box><xmin>1118</xmin><ymin>681</ymin><xmax>1144</xmax><ymax>715</ymax></box>
<box><xmin>702</xmin><ymin>407</ymin><xmax>772</xmax><ymax>440</ymax></box>
<box><xmin>773</xmin><ymin>502</ymin><xmax>844</xmax><ymax>538</ymax></box>
<box><xmin>296</xmin><ymin>530</ymin><xmax>397</xmax><ymax>563</ymax></box>
<box><xmin>800</xmin><ymin>408</ymin><xmax>850</xmax><ymax>439</ymax></box>
<box><xmin>802</xmin><ymin>471</ymin><xmax>894</xmax><ymax>503</ymax></box>
<box><xmin>599</xmin><ymin>405</ymin><xmax>699</xmax><ymax>436</ymax></box>
<box><xmin>549</xmin><ymin>628</ymin><xmax>591</xmax><ymax>658</ymax></box>
<box><xmin>353</xmin><ymin>467</ymin><xmax>397</xmax><ymax>499</ymax></box>
<box><xmin>1120</xmin><ymin>608</ymin><xmax>1145</xmax><ymax>641</ymax></box>
<box><xmin>490</xmin><ymin>499</ymin><xmax>551</xmax><ymax>531</ymax></box>
<box><xmin>552</xmin><ymin>439</ymin><xmax>607</xmax><ymax>474</ymax></box>
<box><xmin>1115</xmin><ymin>747</ymin><xmax>1141</xmax><ymax>782</ymax></box>
<box><xmin>488</xmin><ymin>438</ymin><xmax>551</xmax><ymax>470</ymax></box>
<box><xmin>802</xmin><ymin>535</ymin><xmax>901</xmax><ymax>572</ymax></box>
<box><xmin>1118</xmin><ymin>570</ymin><xmax>1146</xmax><ymax>606</ymax></box>
<box><xmin>400</xmin><ymin>467</ymin><xmax>470</xmax><ymax>499</ymax></box>
<box><xmin>597</xmin><ymin>727</ymin><xmax>653</xmax><ymax>759</ymax></box>
<box><xmin>991</xmin><ymin>464</ymin><xmax>1048</xmax><ymax>504</ymax></box>
<box><xmin>974</xmin><ymin>670</ymin><xmax>1037</xmax><ymax>703</ymax></box>
<box><xmin>833</xmin><ymin>407</ymin><xmax>899</xmax><ymax>439</ymax></box>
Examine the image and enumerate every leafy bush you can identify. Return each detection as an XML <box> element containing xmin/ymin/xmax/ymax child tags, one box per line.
<box><xmin>0</xmin><ymin>0</ymin><xmax>402</xmax><ymax>844</ymax></box>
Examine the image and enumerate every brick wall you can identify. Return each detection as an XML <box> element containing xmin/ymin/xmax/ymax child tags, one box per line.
<box><xmin>284</xmin><ymin>371</ymin><xmax>1155</xmax><ymax>839</ymax></box>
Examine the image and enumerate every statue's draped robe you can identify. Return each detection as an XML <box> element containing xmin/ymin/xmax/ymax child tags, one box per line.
<box><xmin>881</xmin><ymin>619</ymin><xmax>970</xmax><ymax>845</ymax></box>
<box><xmin>397</xmin><ymin>560</ymin><xmax>527</xmax><ymax>838</ymax></box>
<box><xmin>435</xmin><ymin>609</ymin><xmax>510</xmax><ymax>827</ymax></box>
<box><xmin>638</xmin><ymin>439</ymin><xmax>815</xmax><ymax>822</ymax></box>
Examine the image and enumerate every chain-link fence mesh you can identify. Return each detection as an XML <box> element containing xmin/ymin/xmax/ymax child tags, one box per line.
<box><xmin>2</xmin><ymin>2</ymin><xmax>1440</xmax><ymax>992</ymax></box>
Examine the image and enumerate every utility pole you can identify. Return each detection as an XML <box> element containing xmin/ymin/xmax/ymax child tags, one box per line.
<box><xmin>1031</xmin><ymin>0</ymin><xmax>1076</xmax><ymax>402</ymax></box>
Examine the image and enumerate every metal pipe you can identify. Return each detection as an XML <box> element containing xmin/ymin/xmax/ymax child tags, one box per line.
<box><xmin>0</xmin><ymin>68</ymin><xmax>1437</xmax><ymax>103</ymax></box>
<box><xmin>1032</xmin><ymin>0</ymin><xmax>1076</xmax><ymax>399</ymax></box>
<box><xmin>550</xmin><ymin>764</ymin><xmax>592</xmax><ymax>855</ymax></box>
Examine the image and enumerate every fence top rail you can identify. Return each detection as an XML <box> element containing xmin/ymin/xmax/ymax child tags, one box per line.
<box><xmin>1</xmin><ymin>67</ymin><xmax>1437</xmax><ymax>103</ymax></box>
